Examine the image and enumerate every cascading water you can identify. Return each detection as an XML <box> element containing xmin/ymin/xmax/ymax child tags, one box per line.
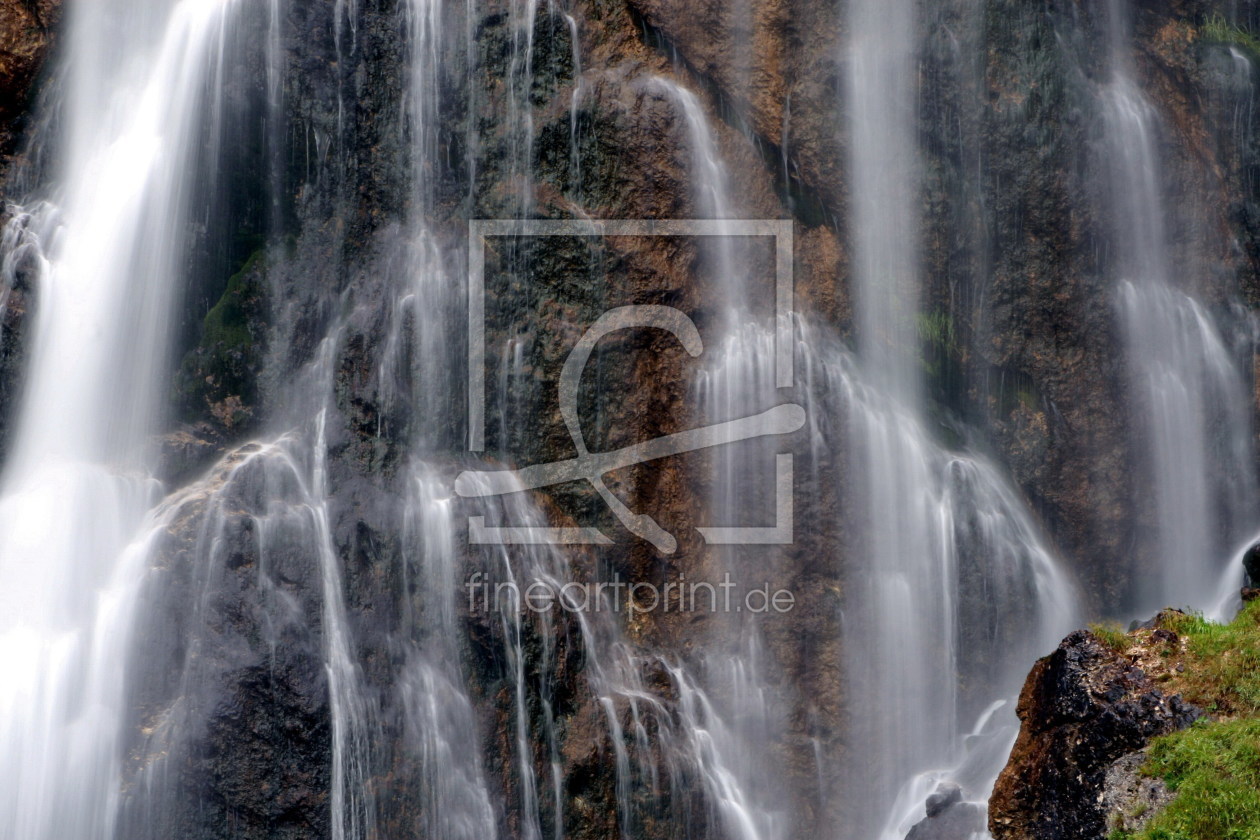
<box><xmin>0</xmin><ymin>2</ymin><xmax>244</xmax><ymax>837</ymax></box>
<box><xmin>654</xmin><ymin>76</ymin><xmax>790</xmax><ymax>840</ymax></box>
<box><xmin>1103</xmin><ymin>0</ymin><xmax>1259</xmax><ymax>615</ymax></box>
<box><xmin>843</xmin><ymin>1</ymin><xmax>1078</xmax><ymax>836</ymax></box>
<box><xmin>651</xmin><ymin>48</ymin><xmax>1079</xmax><ymax>840</ymax></box>
<box><xmin>3</xmin><ymin>2</ymin><xmax>1260</xmax><ymax>840</ymax></box>
<box><xmin>805</xmin><ymin>331</ymin><xmax>1077</xmax><ymax>839</ymax></box>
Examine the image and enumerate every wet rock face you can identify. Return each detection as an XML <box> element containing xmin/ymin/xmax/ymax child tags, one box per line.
<box><xmin>0</xmin><ymin>207</ymin><xmax>40</xmax><ymax>461</ymax></box>
<box><xmin>120</xmin><ymin>445</ymin><xmax>335</xmax><ymax>840</ymax></box>
<box><xmin>0</xmin><ymin>0</ymin><xmax>60</xmax><ymax>168</ymax></box>
<box><xmin>176</xmin><ymin>252</ymin><xmax>269</xmax><ymax>440</ymax></box>
<box><xmin>0</xmin><ymin>0</ymin><xmax>59</xmax><ymax>453</ymax></box>
<box><xmin>989</xmin><ymin>630</ymin><xmax>1200</xmax><ymax>840</ymax></box>
<box><xmin>0</xmin><ymin>279</ymin><xmax>25</xmax><ymax>459</ymax></box>
<box><xmin>1</xmin><ymin>0</ymin><xmax>1259</xmax><ymax>838</ymax></box>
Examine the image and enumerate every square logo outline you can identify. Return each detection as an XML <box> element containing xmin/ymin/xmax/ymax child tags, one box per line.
<box><xmin>464</xmin><ymin>219</ymin><xmax>795</xmax><ymax>547</ymax></box>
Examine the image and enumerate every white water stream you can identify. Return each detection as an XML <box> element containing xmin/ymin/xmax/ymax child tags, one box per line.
<box><xmin>0</xmin><ymin>3</ymin><xmax>244</xmax><ymax>837</ymax></box>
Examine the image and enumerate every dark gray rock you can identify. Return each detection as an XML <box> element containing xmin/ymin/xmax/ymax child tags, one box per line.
<box><xmin>1244</xmin><ymin>543</ymin><xmax>1260</xmax><ymax>588</ymax></box>
<box><xmin>926</xmin><ymin>783</ymin><xmax>964</xmax><ymax>818</ymax></box>
<box><xmin>906</xmin><ymin>796</ymin><xmax>986</xmax><ymax>840</ymax></box>
<box><xmin>1100</xmin><ymin>750</ymin><xmax>1174</xmax><ymax>837</ymax></box>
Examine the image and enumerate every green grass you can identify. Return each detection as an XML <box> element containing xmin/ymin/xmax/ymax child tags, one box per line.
<box><xmin>1109</xmin><ymin>602</ymin><xmax>1260</xmax><ymax>838</ymax></box>
<box><xmin>1121</xmin><ymin>719</ymin><xmax>1260</xmax><ymax>840</ymax></box>
<box><xmin>1161</xmin><ymin>601</ymin><xmax>1260</xmax><ymax>717</ymax></box>
<box><xmin>915</xmin><ymin>309</ymin><xmax>956</xmax><ymax>353</ymax></box>
<box><xmin>1202</xmin><ymin>13</ymin><xmax>1260</xmax><ymax>58</ymax></box>
<box><xmin>1090</xmin><ymin>621</ymin><xmax>1134</xmax><ymax>654</ymax></box>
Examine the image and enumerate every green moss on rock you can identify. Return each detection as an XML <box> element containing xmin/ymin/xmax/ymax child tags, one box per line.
<box><xmin>176</xmin><ymin>249</ymin><xmax>268</xmax><ymax>433</ymax></box>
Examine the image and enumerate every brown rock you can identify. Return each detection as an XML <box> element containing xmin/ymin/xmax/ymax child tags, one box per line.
<box><xmin>989</xmin><ymin>630</ymin><xmax>1199</xmax><ymax>840</ymax></box>
<box><xmin>0</xmin><ymin>0</ymin><xmax>61</xmax><ymax>165</ymax></box>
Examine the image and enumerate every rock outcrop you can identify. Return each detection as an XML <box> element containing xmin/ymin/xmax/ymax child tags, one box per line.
<box><xmin>1245</xmin><ymin>543</ymin><xmax>1260</xmax><ymax>587</ymax></box>
<box><xmin>905</xmin><ymin>783</ymin><xmax>987</xmax><ymax>840</ymax></box>
<box><xmin>989</xmin><ymin>630</ymin><xmax>1200</xmax><ymax>840</ymax></box>
<box><xmin>0</xmin><ymin>1</ymin><xmax>58</xmax><ymax>457</ymax></box>
<box><xmin>1099</xmin><ymin>750</ymin><xmax>1175</xmax><ymax>837</ymax></box>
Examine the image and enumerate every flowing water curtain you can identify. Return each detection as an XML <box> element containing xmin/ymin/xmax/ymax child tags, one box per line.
<box><xmin>399</xmin><ymin>473</ymin><xmax>501</xmax><ymax>840</ymax></box>
<box><xmin>794</xmin><ymin>324</ymin><xmax>1079</xmax><ymax>840</ymax></box>
<box><xmin>0</xmin><ymin>2</ymin><xmax>252</xmax><ymax>838</ymax></box>
<box><xmin>1101</xmin><ymin>0</ymin><xmax>1260</xmax><ymax>614</ymax></box>
<box><xmin>843</xmin><ymin>0</ymin><xmax>948</xmax><ymax>830</ymax></box>
<box><xmin>112</xmin><ymin>330</ymin><xmax>383</xmax><ymax>840</ymax></box>
<box><xmin>391</xmin><ymin>1</ymin><xmax>508</xmax><ymax>836</ymax></box>
<box><xmin>649</xmin><ymin>75</ymin><xmax>794</xmax><ymax>840</ymax></box>
<box><xmin>840</xmin><ymin>0</ymin><xmax>1082</xmax><ymax>833</ymax></box>
<box><xmin>391</xmin><ymin>2</ymin><xmax>564</xmax><ymax>835</ymax></box>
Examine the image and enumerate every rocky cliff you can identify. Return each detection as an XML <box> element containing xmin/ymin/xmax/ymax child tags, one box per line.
<box><xmin>0</xmin><ymin>0</ymin><xmax>57</xmax><ymax>462</ymax></box>
<box><xmin>0</xmin><ymin>0</ymin><xmax>59</xmax><ymax>169</ymax></box>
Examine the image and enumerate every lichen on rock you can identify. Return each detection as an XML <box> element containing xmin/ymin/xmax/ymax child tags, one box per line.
<box><xmin>1100</xmin><ymin>750</ymin><xmax>1174</xmax><ymax>837</ymax></box>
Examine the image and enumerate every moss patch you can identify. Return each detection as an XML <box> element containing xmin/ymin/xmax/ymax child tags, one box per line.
<box><xmin>176</xmin><ymin>249</ymin><xmax>268</xmax><ymax>432</ymax></box>
<box><xmin>201</xmin><ymin>249</ymin><xmax>264</xmax><ymax>352</ymax></box>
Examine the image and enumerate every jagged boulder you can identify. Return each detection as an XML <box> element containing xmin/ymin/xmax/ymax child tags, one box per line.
<box><xmin>988</xmin><ymin>630</ymin><xmax>1199</xmax><ymax>840</ymax></box>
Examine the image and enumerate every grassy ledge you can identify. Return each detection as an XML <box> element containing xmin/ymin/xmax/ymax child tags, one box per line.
<box><xmin>1109</xmin><ymin>600</ymin><xmax>1260</xmax><ymax>839</ymax></box>
<box><xmin>1201</xmin><ymin>13</ymin><xmax>1260</xmax><ymax>60</ymax></box>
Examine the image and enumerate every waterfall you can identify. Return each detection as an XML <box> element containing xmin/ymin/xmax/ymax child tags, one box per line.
<box><xmin>3</xmin><ymin>2</ymin><xmax>1259</xmax><ymax>840</ymax></box>
<box><xmin>0</xmin><ymin>2</ymin><xmax>244</xmax><ymax>837</ymax></box>
<box><xmin>654</xmin><ymin>76</ymin><xmax>791</xmax><ymax>840</ymax></box>
<box><xmin>401</xmin><ymin>475</ymin><xmax>500</xmax><ymax>840</ymax></box>
<box><xmin>843</xmin><ymin>1</ymin><xmax>1079</xmax><ymax>836</ymax></box>
<box><xmin>111</xmin><ymin>338</ymin><xmax>380</xmax><ymax>840</ymax></box>
<box><xmin>1102</xmin><ymin>0</ymin><xmax>1259</xmax><ymax>614</ymax></box>
<box><xmin>848</xmin><ymin>0</ymin><xmax>920</xmax><ymax>406</ymax></box>
<box><xmin>804</xmin><ymin>329</ymin><xmax>1077</xmax><ymax>839</ymax></box>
